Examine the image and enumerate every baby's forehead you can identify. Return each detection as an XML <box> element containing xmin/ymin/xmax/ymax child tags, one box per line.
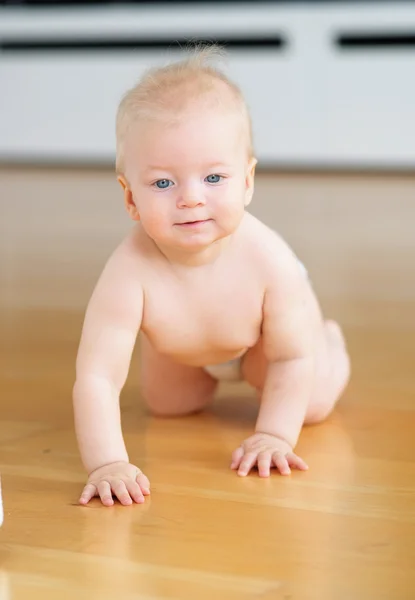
<box><xmin>119</xmin><ymin>86</ymin><xmax>252</xmax><ymax>178</ymax></box>
<box><xmin>133</xmin><ymin>117</ymin><xmax>246</xmax><ymax>166</ymax></box>
<box><xmin>128</xmin><ymin>100</ymin><xmax>242</xmax><ymax>139</ymax></box>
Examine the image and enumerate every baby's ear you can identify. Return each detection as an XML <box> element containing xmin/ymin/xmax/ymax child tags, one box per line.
<box><xmin>117</xmin><ymin>175</ymin><xmax>140</xmax><ymax>221</ymax></box>
<box><xmin>244</xmin><ymin>157</ymin><xmax>257</xmax><ymax>207</ymax></box>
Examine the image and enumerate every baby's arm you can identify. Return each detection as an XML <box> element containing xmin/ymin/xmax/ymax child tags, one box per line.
<box><xmin>73</xmin><ymin>247</ymin><xmax>149</xmax><ymax>505</ymax></box>
<box><xmin>255</xmin><ymin>264</ymin><xmax>316</xmax><ymax>448</ymax></box>
<box><xmin>232</xmin><ymin>254</ymin><xmax>317</xmax><ymax>477</ymax></box>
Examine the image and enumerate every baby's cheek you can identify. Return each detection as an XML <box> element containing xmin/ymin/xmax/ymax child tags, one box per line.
<box><xmin>140</xmin><ymin>206</ymin><xmax>169</xmax><ymax>235</ymax></box>
<box><xmin>222</xmin><ymin>197</ymin><xmax>246</xmax><ymax>222</ymax></box>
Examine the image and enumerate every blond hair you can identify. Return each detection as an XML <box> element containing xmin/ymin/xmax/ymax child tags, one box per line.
<box><xmin>115</xmin><ymin>43</ymin><xmax>253</xmax><ymax>174</ymax></box>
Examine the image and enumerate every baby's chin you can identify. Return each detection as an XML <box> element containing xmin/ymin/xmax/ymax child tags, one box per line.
<box><xmin>153</xmin><ymin>226</ymin><xmax>235</xmax><ymax>255</ymax></box>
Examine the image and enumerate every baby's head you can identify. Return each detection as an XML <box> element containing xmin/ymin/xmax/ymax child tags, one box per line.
<box><xmin>116</xmin><ymin>45</ymin><xmax>257</xmax><ymax>253</ymax></box>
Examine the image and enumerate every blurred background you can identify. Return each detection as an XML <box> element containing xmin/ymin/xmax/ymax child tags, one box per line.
<box><xmin>1</xmin><ymin>0</ymin><xmax>415</xmax><ymax>168</ymax></box>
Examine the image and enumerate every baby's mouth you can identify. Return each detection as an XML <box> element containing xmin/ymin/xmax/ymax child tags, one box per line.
<box><xmin>176</xmin><ymin>219</ymin><xmax>211</xmax><ymax>226</ymax></box>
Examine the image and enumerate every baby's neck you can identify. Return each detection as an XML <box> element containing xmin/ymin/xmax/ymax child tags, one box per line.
<box><xmin>156</xmin><ymin>236</ymin><xmax>233</xmax><ymax>269</ymax></box>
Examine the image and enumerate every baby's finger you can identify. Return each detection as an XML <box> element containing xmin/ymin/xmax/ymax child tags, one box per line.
<box><xmin>257</xmin><ymin>452</ymin><xmax>272</xmax><ymax>478</ymax></box>
<box><xmin>272</xmin><ymin>452</ymin><xmax>291</xmax><ymax>475</ymax></box>
<box><xmin>97</xmin><ymin>481</ymin><xmax>115</xmax><ymax>506</ymax></box>
<box><xmin>231</xmin><ymin>446</ymin><xmax>244</xmax><ymax>470</ymax></box>
<box><xmin>287</xmin><ymin>453</ymin><xmax>309</xmax><ymax>471</ymax></box>
<box><xmin>238</xmin><ymin>452</ymin><xmax>258</xmax><ymax>477</ymax></box>
<box><xmin>112</xmin><ymin>480</ymin><xmax>133</xmax><ymax>506</ymax></box>
<box><xmin>79</xmin><ymin>483</ymin><xmax>97</xmax><ymax>505</ymax></box>
<box><xmin>126</xmin><ymin>480</ymin><xmax>145</xmax><ymax>504</ymax></box>
<box><xmin>136</xmin><ymin>472</ymin><xmax>151</xmax><ymax>495</ymax></box>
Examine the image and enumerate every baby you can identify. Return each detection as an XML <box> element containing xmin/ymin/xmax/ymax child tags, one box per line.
<box><xmin>73</xmin><ymin>46</ymin><xmax>351</xmax><ymax>507</ymax></box>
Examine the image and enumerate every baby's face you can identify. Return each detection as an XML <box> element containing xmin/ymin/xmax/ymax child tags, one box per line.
<box><xmin>122</xmin><ymin>109</ymin><xmax>255</xmax><ymax>252</ymax></box>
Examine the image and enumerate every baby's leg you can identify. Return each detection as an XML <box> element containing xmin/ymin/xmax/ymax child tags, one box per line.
<box><xmin>241</xmin><ymin>319</ymin><xmax>351</xmax><ymax>425</ymax></box>
<box><xmin>139</xmin><ymin>334</ymin><xmax>218</xmax><ymax>417</ymax></box>
<box><xmin>303</xmin><ymin>320</ymin><xmax>351</xmax><ymax>423</ymax></box>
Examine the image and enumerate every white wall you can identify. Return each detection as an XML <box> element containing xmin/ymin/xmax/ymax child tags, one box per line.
<box><xmin>0</xmin><ymin>2</ymin><xmax>414</xmax><ymax>168</ymax></box>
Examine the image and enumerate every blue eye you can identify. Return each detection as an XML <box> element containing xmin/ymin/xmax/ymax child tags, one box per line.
<box><xmin>154</xmin><ymin>179</ymin><xmax>172</xmax><ymax>189</ymax></box>
<box><xmin>205</xmin><ymin>174</ymin><xmax>222</xmax><ymax>184</ymax></box>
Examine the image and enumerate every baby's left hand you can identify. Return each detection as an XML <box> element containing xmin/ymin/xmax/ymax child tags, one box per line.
<box><xmin>231</xmin><ymin>432</ymin><xmax>308</xmax><ymax>477</ymax></box>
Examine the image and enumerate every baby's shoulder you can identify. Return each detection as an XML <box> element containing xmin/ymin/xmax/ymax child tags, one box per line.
<box><xmin>113</xmin><ymin>224</ymin><xmax>154</xmax><ymax>264</ymax></box>
<box><xmin>242</xmin><ymin>213</ymin><xmax>300</xmax><ymax>272</ymax></box>
<box><xmin>95</xmin><ymin>227</ymin><xmax>147</xmax><ymax>286</ymax></box>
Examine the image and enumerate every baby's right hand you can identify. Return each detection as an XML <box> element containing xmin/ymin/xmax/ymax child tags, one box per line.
<box><xmin>79</xmin><ymin>461</ymin><xmax>150</xmax><ymax>507</ymax></box>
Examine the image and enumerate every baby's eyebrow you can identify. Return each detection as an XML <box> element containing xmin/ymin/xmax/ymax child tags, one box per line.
<box><xmin>144</xmin><ymin>165</ymin><xmax>169</xmax><ymax>173</ymax></box>
<box><xmin>205</xmin><ymin>163</ymin><xmax>233</xmax><ymax>170</ymax></box>
<box><xmin>143</xmin><ymin>163</ymin><xmax>233</xmax><ymax>173</ymax></box>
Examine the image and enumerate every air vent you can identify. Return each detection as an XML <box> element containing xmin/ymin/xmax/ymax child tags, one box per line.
<box><xmin>336</xmin><ymin>31</ymin><xmax>415</xmax><ymax>49</ymax></box>
<box><xmin>0</xmin><ymin>35</ymin><xmax>287</xmax><ymax>53</ymax></box>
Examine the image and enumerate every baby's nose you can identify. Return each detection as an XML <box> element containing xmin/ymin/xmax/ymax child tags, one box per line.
<box><xmin>178</xmin><ymin>193</ymin><xmax>205</xmax><ymax>208</ymax></box>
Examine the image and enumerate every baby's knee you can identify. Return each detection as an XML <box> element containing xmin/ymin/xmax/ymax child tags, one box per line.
<box><xmin>142</xmin><ymin>393</ymin><xmax>182</xmax><ymax>417</ymax></box>
<box><xmin>305</xmin><ymin>354</ymin><xmax>351</xmax><ymax>425</ymax></box>
<box><xmin>148</xmin><ymin>406</ymin><xmax>200</xmax><ymax>418</ymax></box>
<box><xmin>142</xmin><ymin>390</ymin><xmax>210</xmax><ymax>418</ymax></box>
<box><xmin>305</xmin><ymin>400</ymin><xmax>334</xmax><ymax>425</ymax></box>
<box><xmin>148</xmin><ymin>404</ymin><xmax>204</xmax><ymax>418</ymax></box>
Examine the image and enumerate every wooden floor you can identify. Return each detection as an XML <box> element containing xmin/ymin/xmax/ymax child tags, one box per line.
<box><xmin>1</xmin><ymin>166</ymin><xmax>415</xmax><ymax>599</ymax></box>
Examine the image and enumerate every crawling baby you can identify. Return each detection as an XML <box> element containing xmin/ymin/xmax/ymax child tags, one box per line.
<box><xmin>73</xmin><ymin>46</ymin><xmax>351</xmax><ymax>507</ymax></box>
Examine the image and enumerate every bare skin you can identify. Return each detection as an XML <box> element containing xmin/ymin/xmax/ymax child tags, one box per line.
<box><xmin>73</xmin><ymin>108</ymin><xmax>351</xmax><ymax>507</ymax></box>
